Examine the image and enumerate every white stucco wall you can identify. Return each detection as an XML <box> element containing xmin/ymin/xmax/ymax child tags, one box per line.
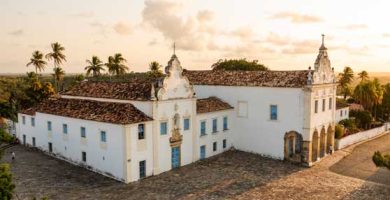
<box><xmin>335</xmin><ymin>107</ymin><xmax>349</xmax><ymax>123</ymax></box>
<box><xmin>193</xmin><ymin>85</ymin><xmax>305</xmax><ymax>159</ymax></box>
<box><xmin>196</xmin><ymin>110</ymin><xmax>234</xmax><ymax>159</ymax></box>
<box><xmin>17</xmin><ymin>113</ymin><xmax>128</xmax><ymax>182</ymax></box>
<box><xmin>309</xmin><ymin>85</ymin><xmax>337</xmax><ymax>135</ymax></box>
<box><xmin>335</xmin><ymin>124</ymin><xmax>388</xmax><ymax>150</ymax></box>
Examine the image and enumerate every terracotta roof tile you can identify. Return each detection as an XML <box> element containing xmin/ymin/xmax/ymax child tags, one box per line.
<box><xmin>20</xmin><ymin>107</ymin><xmax>36</xmax><ymax>116</ymax></box>
<box><xmin>184</xmin><ymin>70</ymin><xmax>309</xmax><ymax>88</ymax></box>
<box><xmin>197</xmin><ymin>97</ymin><xmax>233</xmax><ymax>114</ymax></box>
<box><xmin>62</xmin><ymin>79</ymin><xmax>158</xmax><ymax>101</ymax></box>
<box><xmin>20</xmin><ymin>98</ymin><xmax>152</xmax><ymax>124</ymax></box>
<box><xmin>336</xmin><ymin>101</ymin><xmax>349</xmax><ymax>109</ymax></box>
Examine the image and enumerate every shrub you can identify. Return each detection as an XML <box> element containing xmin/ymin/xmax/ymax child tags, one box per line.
<box><xmin>0</xmin><ymin>128</ymin><xmax>14</xmax><ymax>143</ymax></box>
<box><xmin>0</xmin><ymin>163</ymin><xmax>15</xmax><ymax>200</ymax></box>
<box><xmin>373</xmin><ymin>151</ymin><xmax>390</xmax><ymax>169</ymax></box>
<box><xmin>335</xmin><ymin>125</ymin><xmax>344</xmax><ymax>139</ymax></box>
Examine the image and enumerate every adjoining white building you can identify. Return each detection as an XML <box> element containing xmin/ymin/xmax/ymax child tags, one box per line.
<box><xmin>335</xmin><ymin>101</ymin><xmax>350</xmax><ymax>123</ymax></box>
<box><xmin>16</xmin><ymin>37</ymin><xmax>337</xmax><ymax>183</ymax></box>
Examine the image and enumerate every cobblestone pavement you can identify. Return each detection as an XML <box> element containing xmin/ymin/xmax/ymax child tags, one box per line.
<box><xmin>2</xmin><ymin>133</ymin><xmax>389</xmax><ymax>200</ymax></box>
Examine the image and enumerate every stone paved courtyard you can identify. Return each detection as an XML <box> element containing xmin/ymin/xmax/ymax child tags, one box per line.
<box><xmin>2</xmin><ymin>133</ymin><xmax>390</xmax><ymax>200</ymax></box>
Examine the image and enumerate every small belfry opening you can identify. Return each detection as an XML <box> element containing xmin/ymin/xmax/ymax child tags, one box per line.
<box><xmin>283</xmin><ymin>131</ymin><xmax>303</xmax><ymax>163</ymax></box>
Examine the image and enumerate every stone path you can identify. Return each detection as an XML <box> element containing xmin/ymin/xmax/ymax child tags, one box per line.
<box><xmin>2</xmin><ymin>133</ymin><xmax>390</xmax><ymax>200</ymax></box>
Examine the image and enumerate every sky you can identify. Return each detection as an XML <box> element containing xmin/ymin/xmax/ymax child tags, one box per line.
<box><xmin>1</xmin><ymin>0</ymin><xmax>390</xmax><ymax>74</ymax></box>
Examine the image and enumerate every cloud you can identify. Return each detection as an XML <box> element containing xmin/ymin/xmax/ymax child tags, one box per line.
<box><xmin>89</xmin><ymin>21</ymin><xmax>109</xmax><ymax>37</ymax></box>
<box><xmin>8</xmin><ymin>29</ymin><xmax>24</xmax><ymax>36</ymax></box>
<box><xmin>142</xmin><ymin>0</ymin><xmax>217</xmax><ymax>51</ymax></box>
<box><xmin>382</xmin><ymin>33</ymin><xmax>390</xmax><ymax>38</ymax></box>
<box><xmin>343</xmin><ymin>24</ymin><xmax>368</xmax><ymax>30</ymax></box>
<box><xmin>270</xmin><ymin>12</ymin><xmax>323</xmax><ymax>23</ymax></box>
<box><xmin>282</xmin><ymin>40</ymin><xmax>319</xmax><ymax>54</ymax></box>
<box><xmin>230</xmin><ymin>26</ymin><xmax>255</xmax><ymax>40</ymax></box>
<box><xmin>265</xmin><ymin>33</ymin><xmax>290</xmax><ymax>46</ymax></box>
<box><xmin>113</xmin><ymin>22</ymin><xmax>133</xmax><ymax>35</ymax></box>
<box><xmin>71</xmin><ymin>12</ymin><xmax>94</xmax><ymax>18</ymax></box>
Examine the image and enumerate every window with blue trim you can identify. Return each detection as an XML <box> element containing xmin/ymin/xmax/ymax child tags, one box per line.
<box><xmin>63</xmin><ymin>124</ymin><xmax>68</xmax><ymax>134</ymax></box>
<box><xmin>31</xmin><ymin>117</ymin><xmax>35</xmax><ymax>127</ymax></box>
<box><xmin>160</xmin><ymin>122</ymin><xmax>167</xmax><ymax>135</ymax></box>
<box><xmin>270</xmin><ymin>105</ymin><xmax>278</xmax><ymax>120</ymax></box>
<box><xmin>223</xmin><ymin>139</ymin><xmax>227</xmax><ymax>149</ymax></box>
<box><xmin>213</xmin><ymin>142</ymin><xmax>217</xmax><ymax>151</ymax></box>
<box><xmin>183</xmin><ymin>118</ymin><xmax>190</xmax><ymax>130</ymax></box>
<box><xmin>212</xmin><ymin>119</ymin><xmax>218</xmax><ymax>133</ymax></box>
<box><xmin>80</xmin><ymin>127</ymin><xmax>86</xmax><ymax>138</ymax></box>
<box><xmin>139</xmin><ymin>160</ymin><xmax>146</xmax><ymax>179</ymax></box>
<box><xmin>223</xmin><ymin>116</ymin><xmax>228</xmax><ymax>130</ymax></box>
<box><xmin>138</xmin><ymin>124</ymin><xmax>145</xmax><ymax>139</ymax></box>
<box><xmin>100</xmin><ymin>131</ymin><xmax>107</xmax><ymax>142</ymax></box>
<box><xmin>47</xmin><ymin>121</ymin><xmax>52</xmax><ymax>131</ymax></box>
<box><xmin>22</xmin><ymin>116</ymin><xmax>26</xmax><ymax>125</ymax></box>
<box><xmin>200</xmin><ymin>121</ymin><xmax>206</xmax><ymax>136</ymax></box>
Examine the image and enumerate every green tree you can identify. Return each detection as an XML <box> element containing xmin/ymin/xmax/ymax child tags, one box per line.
<box><xmin>373</xmin><ymin>151</ymin><xmax>390</xmax><ymax>169</ymax></box>
<box><xmin>0</xmin><ymin>163</ymin><xmax>15</xmax><ymax>200</ymax></box>
<box><xmin>26</xmin><ymin>51</ymin><xmax>47</xmax><ymax>74</ymax></box>
<box><xmin>85</xmin><ymin>56</ymin><xmax>105</xmax><ymax>77</ymax></box>
<box><xmin>357</xmin><ymin>70</ymin><xmax>369</xmax><ymax>82</ymax></box>
<box><xmin>381</xmin><ymin>83</ymin><xmax>390</xmax><ymax>121</ymax></box>
<box><xmin>52</xmin><ymin>67</ymin><xmax>65</xmax><ymax>91</ymax></box>
<box><xmin>106</xmin><ymin>53</ymin><xmax>129</xmax><ymax>76</ymax></box>
<box><xmin>338</xmin><ymin>66</ymin><xmax>354</xmax><ymax>100</ymax></box>
<box><xmin>211</xmin><ymin>59</ymin><xmax>268</xmax><ymax>71</ymax></box>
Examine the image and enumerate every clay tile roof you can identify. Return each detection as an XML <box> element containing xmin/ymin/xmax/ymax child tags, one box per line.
<box><xmin>21</xmin><ymin>98</ymin><xmax>152</xmax><ymax>124</ymax></box>
<box><xmin>336</xmin><ymin>101</ymin><xmax>349</xmax><ymax>109</ymax></box>
<box><xmin>20</xmin><ymin>107</ymin><xmax>36</xmax><ymax>116</ymax></box>
<box><xmin>197</xmin><ymin>97</ymin><xmax>233</xmax><ymax>114</ymax></box>
<box><xmin>349</xmin><ymin>103</ymin><xmax>364</xmax><ymax>111</ymax></box>
<box><xmin>62</xmin><ymin>79</ymin><xmax>157</xmax><ymax>101</ymax></box>
<box><xmin>183</xmin><ymin>70</ymin><xmax>309</xmax><ymax>88</ymax></box>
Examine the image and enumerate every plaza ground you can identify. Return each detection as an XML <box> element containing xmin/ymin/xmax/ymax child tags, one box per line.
<box><xmin>3</xmin><ymin>133</ymin><xmax>390</xmax><ymax>200</ymax></box>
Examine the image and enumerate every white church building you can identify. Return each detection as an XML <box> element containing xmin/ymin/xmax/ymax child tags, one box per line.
<box><xmin>16</xmin><ymin>37</ymin><xmax>337</xmax><ymax>183</ymax></box>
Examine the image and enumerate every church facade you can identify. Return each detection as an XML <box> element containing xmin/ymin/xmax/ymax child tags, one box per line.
<box><xmin>16</xmin><ymin>38</ymin><xmax>337</xmax><ymax>183</ymax></box>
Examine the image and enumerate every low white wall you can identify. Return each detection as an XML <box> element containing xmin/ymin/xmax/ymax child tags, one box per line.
<box><xmin>335</xmin><ymin>123</ymin><xmax>389</xmax><ymax>150</ymax></box>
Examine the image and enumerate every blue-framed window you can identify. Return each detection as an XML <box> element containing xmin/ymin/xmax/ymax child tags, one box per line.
<box><xmin>200</xmin><ymin>121</ymin><xmax>206</xmax><ymax>136</ymax></box>
<box><xmin>160</xmin><ymin>122</ymin><xmax>167</xmax><ymax>135</ymax></box>
<box><xmin>31</xmin><ymin>117</ymin><xmax>35</xmax><ymax>127</ymax></box>
<box><xmin>139</xmin><ymin>160</ymin><xmax>146</xmax><ymax>179</ymax></box>
<box><xmin>183</xmin><ymin>118</ymin><xmax>190</xmax><ymax>131</ymax></box>
<box><xmin>80</xmin><ymin>127</ymin><xmax>86</xmax><ymax>138</ymax></box>
<box><xmin>200</xmin><ymin>145</ymin><xmax>206</xmax><ymax>160</ymax></box>
<box><xmin>223</xmin><ymin>139</ymin><xmax>227</xmax><ymax>149</ymax></box>
<box><xmin>100</xmin><ymin>131</ymin><xmax>107</xmax><ymax>142</ymax></box>
<box><xmin>223</xmin><ymin>116</ymin><xmax>228</xmax><ymax>131</ymax></box>
<box><xmin>47</xmin><ymin>121</ymin><xmax>52</xmax><ymax>131</ymax></box>
<box><xmin>270</xmin><ymin>105</ymin><xmax>278</xmax><ymax>120</ymax></box>
<box><xmin>213</xmin><ymin>142</ymin><xmax>217</xmax><ymax>152</ymax></box>
<box><xmin>212</xmin><ymin>119</ymin><xmax>218</xmax><ymax>133</ymax></box>
<box><xmin>22</xmin><ymin>116</ymin><xmax>26</xmax><ymax>125</ymax></box>
<box><xmin>315</xmin><ymin>100</ymin><xmax>318</xmax><ymax>113</ymax></box>
<box><xmin>138</xmin><ymin>124</ymin><xmax>145</xmax><ymax>139</ymax></box>
<box><xmin>63</xmin><ymin>124</ymin><xmax>68</xmax><ymax>134</ymax></box>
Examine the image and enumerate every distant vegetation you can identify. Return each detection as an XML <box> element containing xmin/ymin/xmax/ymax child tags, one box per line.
<box><xmin>373</xmin><ymin>151</ymin><xmax>390</xmax><ymax>170</ymax></box>
<box><xmin>211</xmin><ymin>59</ymin><xmax>269</xmax><ymax>71</ymax></box>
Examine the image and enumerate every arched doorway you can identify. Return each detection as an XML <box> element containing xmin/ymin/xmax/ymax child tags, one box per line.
<box><xmin>327</xmin><ymin>125</ymin><xmax>334</xmax><ymax>153</ymax></box>
<box><xmin>284</xmin><ymin>131</ymin><xmax>303</xmax><ymax>162</ymax></box>
<box><xmin>311</xmin><ymin>130</ymin><xmax>319</xmax><ymax>162</ymax></box>
<box><xmin>320</xmin><ymin>127</ymin><xmax>327</xmax><ymax>158</ymax></box>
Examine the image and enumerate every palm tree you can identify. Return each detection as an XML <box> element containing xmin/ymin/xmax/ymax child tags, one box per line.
<box><xmin>358</xmin><ymin>70</ymin><xmax>369</xmax><ymax>82</ymax></box>
<box><xmin>105</xmin><ymin>53</ymin><xmax>129</xmax><ymax>76</ymax></box>
<box><xmin>338</xmin><ymin>66</ymin><xmax>354</xmax><ymax>99</ymax></box>
<box><xmin>372</xmin><ymin>78</ymin><xmax>383</xmax><ymax>119</ymax></box>
<box><xmin>45</xmin><ymin>42</ymin><xmax>66</xmax><ymax>68</ymax></box>
<box><xmin>85</xmin><ymin>56</ymin><xmax>105</xmax><ymax>77</ymax></box>
<box><xmin>52</xmin><ymin>67</ymin><xmax>65</xmax><ymax>91</ymax></box>
<box><xmin>149</xmin><ymin>61</ymin><xmax>163</xmax><ymax>77</ymax></box>
<box><xmin>26</xmin><ymin>51</ymin><xmax>47</xmax><ymax>74</ymax></box>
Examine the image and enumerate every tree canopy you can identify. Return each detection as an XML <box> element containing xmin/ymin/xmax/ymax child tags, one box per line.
<box><xmin>211</xmin><ymin>59</ymin><xmax>269</xmax><ymax>71</ymax></box>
